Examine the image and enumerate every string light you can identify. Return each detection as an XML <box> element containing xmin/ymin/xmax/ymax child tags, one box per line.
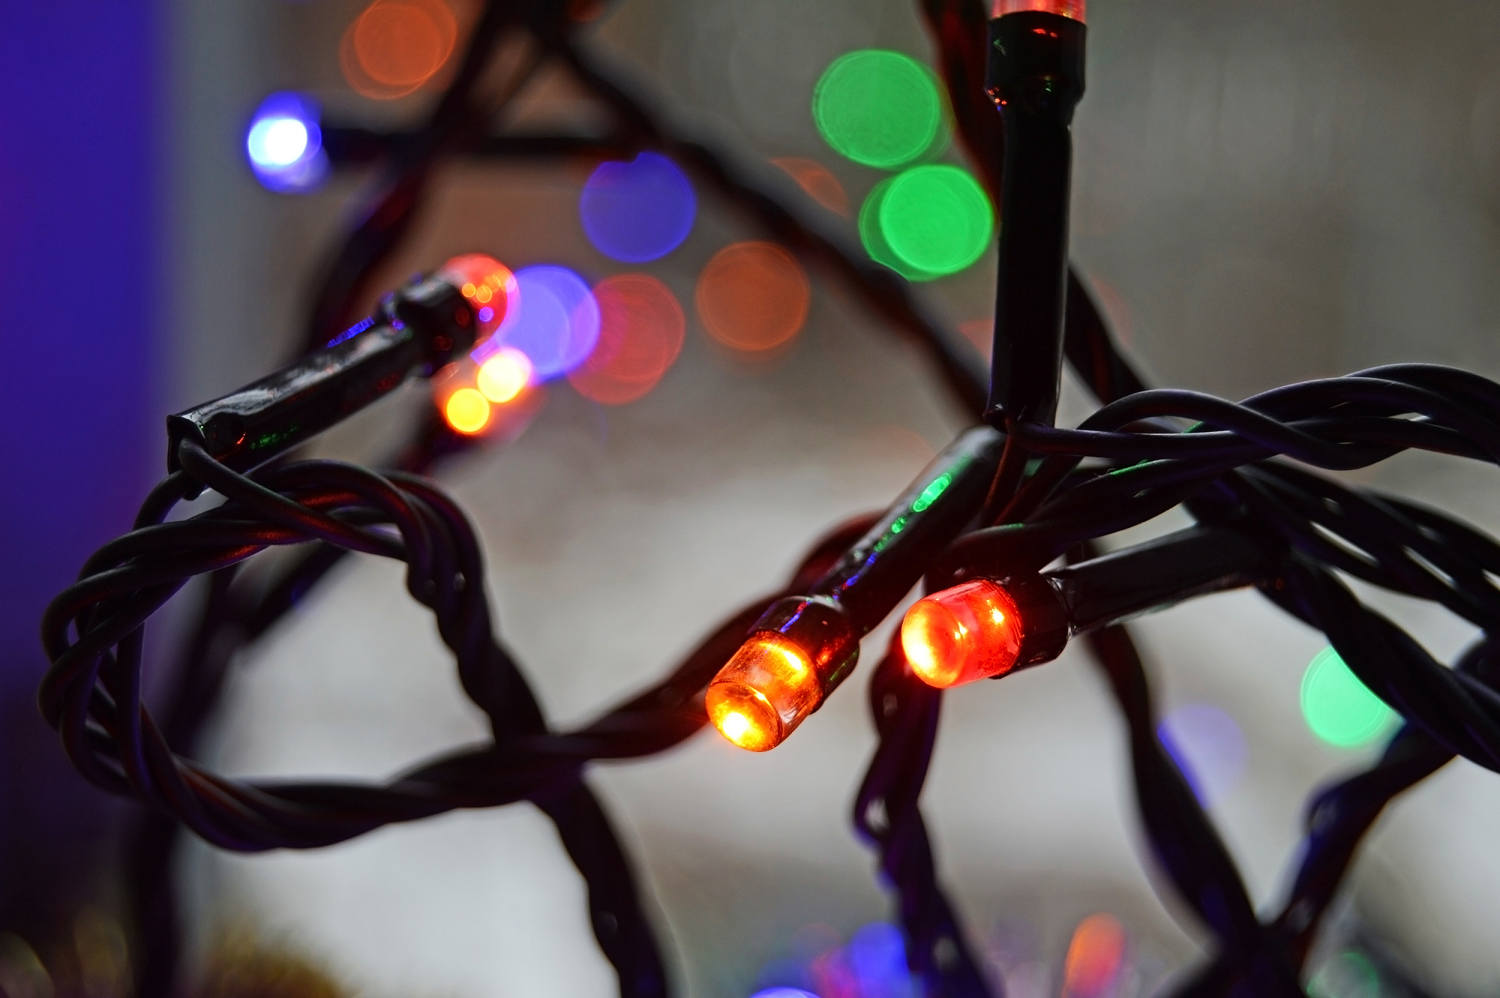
<box><xmin>812</xmin><ymin>50</ymin><xmax>943</xmax><ymax>169</ymax></box>
<box><xmin>707</xmin><ymin>597</ymin><xmax>858</xmax><ymax>752</ymax></box>
<box><xmin>567</xmin><ymin>274</ymin><xmax>684</xmax><ymax>405</ymax></box>
<box><xmin>901</xmin><ymin>579</ymin><xmax>1024</xmax><ymax>689</ymax></box>
<box><xmin>439</xmin><ymin>253</ymin><xmax>515</xmax><ymax>339</ymax></box>
<box><xmin>695</xmin><ymin>242</ymin><xmax>810</xmax><ymax>353</ymax></box>
<box><xmin>442</xmin><ymin>386</ymin><xmax>491</xmax><ymax>435</ymax></box>
<box><xmin>340</xmin><ymin>0</ymin><xmax>457</xmax><ymax>101</ymax></box>
<box><xmin>993</xmin><ymin>0</ymin><xmax>1086</xmax><ymax>20</ymax></box>
<box><xmin>579</xmin><ymin>152</ymin><xmax>697</xmax><ymax>263</ymax></box>
<box><xmin>866</xmin><ymin>165</ymin><xmax>993</xmax><ymax>280</ymax></box>
<box><xmin>244</xmin><ymin>93</ymin><xmax>328</xmax><ymax>193</ymax></box>
<box><xmin>706</xmin><ymin>635</ymin><xmax>820</xmax><ymax>752</ymax></box>
<box><xmin>476</xmin><ymin>347</ymin><xmax>532</xmax><ymax>404</ymax></box>
<box><xmin>1157</xmin><ymin>704</ymin><xmax>1248</xmax><ymax>805</ymax></box>
<box><xmin>1300</xmin><ymin>647</ymin><xmax>1397</xmax><ymax>748</ymax></box>
<box><xmin>1062</xmin><ymin>914</ymin><xmax>1126</xmax><ymax>998</ymax></box>
<box><xmin>477</xmin><ymin>265</ymin><xmax>600</xmax><ymax>380</ymax></box>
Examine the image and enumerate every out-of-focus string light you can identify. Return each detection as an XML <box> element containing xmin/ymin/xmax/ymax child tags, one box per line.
<box><xmin>340</xmin><ymin>0</ymin><xmax>457</xmax><ymax>101</ymax></box>
<box><xmin>861</xmin><ymin>165</ymin><xmax>993</xmax><ymax>280</ymax></box>
<box><xmin>812</xmin><ymin>50</ymin><xmax>943</xmax><ymax>169</ymax></box>
<box><xmin>579</xmin><ymin>152</ymin><xmax>697</xmax><ymax>263</ymax></box>
<box><xmin>769</xmin><ymin>157</ymin><xmax>850</xmax><ymax>216</ymax></box>
<box><xmin>695</xmin><ymin>242</ymin><xmax>810</xmax><ymax>354</ymax></box>
<box><xmin>1062</xmin><ymin>914</ymin><xmax>1126</xmax><ymax>998</ymax></box>
<box><xmin>245</xmin><ymin>93</ymin><xmax>328</xmax><ymax>193</ymax></box>
<box><xmin>440</xmin><ymin>253</ymin><xmax>515</xmax><ymax>340</ymax></box>
<box><xmin>476</xmin><ymin>347</ymin><xmax>532</xmax><ymax>404</ymax></box>
<box><xmin>901</xmin><ymin>579</ymin><xmax>1024</xmax><ymax>689</ymax></box>
<box><xmin>1308</xmin><ymin>950</ymin><xmax>1382</xmax><ymax>998</ymax></box>
<box><xmin>1301</xmin><ymin>646</ymin><xmax>1397</xmax><ymax>748</ymax></box>
<box><xmin>442</xmin><ymin>386</ymin><xmax>491</xmax><ymax>435</ymax></box>
<box><xmin>478</xmin><ymin>265</ymin><xmax>600</xmax><ymax>380</ymax></box>
<box><xmin>993</xmin><ymin>0</ymin><xmax>1086</xmax><ymax>19</ymax></box>
<box><xmin>1157</xmin><ymin>704</ymin><xmax>1248</xmax><ymax>805</ymax></box>
<box><xmin>567</xmin><ymin>274</ymin><xmax>685</xmax><ymax>405</ymax></box>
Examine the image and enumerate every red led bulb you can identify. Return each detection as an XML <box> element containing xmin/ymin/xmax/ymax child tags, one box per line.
<box><xmin>438</xmin><ymin>253</ymin><xmax>516</xmax><ymax>342</ymax></box>
<box><xmin>992</xmin><ymin>0</ymin><xmax>1085</xmax><ymax>20</ymax></box>
<box><xmin>901</xmin><ymin>579</ymin><xmax>1024</xmax><ymax>689</ymax></box>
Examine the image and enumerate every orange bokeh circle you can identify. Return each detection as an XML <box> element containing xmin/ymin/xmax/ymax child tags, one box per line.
<box><xmin>340</xmin><ymin>0</ymin><xmax>456</xmax><ymax>101</ymax></box>
<box><xmin>695</xmin><ymin>241</ymin><xmax>810</xmax><ymax>353</ymax></box>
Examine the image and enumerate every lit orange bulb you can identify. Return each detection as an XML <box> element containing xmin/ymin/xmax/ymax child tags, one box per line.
<box><xmin>443</xmin><ymin>386</ymin><xmax>491</xmax><ymax>434</ymax></box>
<box><xmin>707</xmin><ymin>635</ymin><xmax>823</xmax><ymax>752</ymax></box>
<box><xmin>476</xmin><ymin>347</ymin><xmax>532</xmax><ymax>404</ymax></box>
<box><xmin>901</xmin><ymin>580</ymin><xmax>1024</xmax><ymax>688</ymax></box>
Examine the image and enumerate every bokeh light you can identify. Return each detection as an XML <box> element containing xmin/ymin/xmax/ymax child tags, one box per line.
<box><xmin>1157</xmin><ymin>704</ymin><xmax>1248</xmax><ymax>804</ymax></box>
<box><xmin>579</xmin><ymin>153</ymin><xmax>697</xmax><ymax>263</ymax></box>
<box><xmin>567</xmin><ymin>275</ymin><xmax>685</xmax><ymax>405</ymax></box>
<box><xmin>443</xmin><ymin>386</ymin><xmax>490</xmax><ymax>435</ymax></box>
<box><xmin>845</xmin><ymin>922</ymin><xmax>912</xmax><ymax>996</ymax></box>
<box><xmin>993</xmin><ymin>0</ymin><xmax>1086</xmax><ymax>19</ymax></box>
<box><xmin>476</xmin><ymin>347</ymin><xmax>532</xmax><ymax>404</ymax></box>
<box><xmin>1308</xmin><ymin>950</ymin><xmax>1382</xmax><ymax>998</ymax></box>
<box><xmin>340</xmin><ymin>0</ymin><xmax>456</xmax><ymax>101</ymax></box>
<box><xmin>862</xmin><ymin>165</ymin><xmax>993</xmax><ymax>280</ymax></box>
<box><xmin>1301</xmin><ymin>646</ymin><xmax>1397</xmax><ymax>748</ymax></box>
<box><xmin>1062</xmin><ymin>914</ymin><xmax>1126</xmax><ymax>998</ymax></box>
<box><xmin>695</xmin><ymin>242</ymin><xmax>810</xmax><ymax>353</ymax></box>
<box><xmin>478</xmin><ymin>265</ymin><xmax>601</xmax><ymax>380</ymax></box>
<box><xmin>770</xmin><ymin>157</ymin><xmax>850</xmax><ymax>215</ymax></box>
<box><xmin>813</xmin><ymin>50</ymin><xmax>943</xmax><ymax>169</ymax></box>
<box><xmin>750</xmin><ymin>990</ymin><xmax>820</xmax><ymax>998</ymax></box>
<box><xmin>245</xmin><ymin>93</ymin><xmax>327</xmax><ymax>193</ymax></box>
<box><xmin>441</xmin><ymin>253</ymin><xmax>515</xmax><ymax>341</ymax></box>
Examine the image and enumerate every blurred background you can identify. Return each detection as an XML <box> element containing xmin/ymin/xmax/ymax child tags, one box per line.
<box><xmin>6</xmin><ymin>0</ymin><xmax>1500</xmax><ymax>994</ymax></box>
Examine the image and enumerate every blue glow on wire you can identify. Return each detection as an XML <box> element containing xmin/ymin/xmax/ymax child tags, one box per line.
<box><xmin>324</xmin><ymin>316</ymin><xmax>375</xmax><ymax>348</ymax></box>
<box><xmin>245</xmin><ymin>92</ymin><xmax>328</xmax><ymax>193</ymax></box>
<box><xmin>579</xmin><ymin>152</ymin><xmax>696</xmax><ymax>263</ymax></box>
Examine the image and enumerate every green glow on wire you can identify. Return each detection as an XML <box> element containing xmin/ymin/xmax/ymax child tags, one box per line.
<box><xmin>1300</xmin><ymin>647</ymin><xmax>1396</xmax><ymax>748</ymax></box>
<box><xmin>911</xmin><ymin>472</ymin><xmax>954</xmax><ymax>513</ymax></box>
<box><xmin>812</xmin><ymin>50</ymin><xmax>942</xmax><ymax>169</ymax></box>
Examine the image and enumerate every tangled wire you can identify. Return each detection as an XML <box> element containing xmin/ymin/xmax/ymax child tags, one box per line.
<box><xmin>36</xmin><ymin>1</ymin><xmax>1500</xmax><ymax>996</ymax></box>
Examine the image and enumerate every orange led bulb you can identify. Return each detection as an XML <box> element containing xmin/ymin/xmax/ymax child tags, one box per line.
<box><xmin>902</xmin><ymin>579</ymin><xmax>1025</xmax><ymax>689</ymax></box>
<box><xmin>706</xmin><ymin>635</ymin><xmax>823</xmax><ymax>752</ymax></box>
<box><xmin>706</xmin><ymin>596</ymin><xmax>858</xmax><ymax>752</ymax></box>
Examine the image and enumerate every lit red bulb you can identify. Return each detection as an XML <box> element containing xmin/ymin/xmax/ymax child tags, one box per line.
<box><xmin>439</xmin><ymin>253</ymin><xmax>516</xmax><ymax>341</ymax></box>
<box><xmin>992</xmin><ymin>0</ymin><xmax>1085</xmax><ymax>19</ymax></box>
<box><xmin>901</xmin><ymin>579</ymin><xmax>1024</xmax><ymax>689</ymax></box>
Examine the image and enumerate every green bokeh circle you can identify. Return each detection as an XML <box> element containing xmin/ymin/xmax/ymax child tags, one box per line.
<box><xmin>813</xmin><ymin>50</ymin><xmax>943</xmax><ymax>169</ymax></box>
<box><xmin>1300</xmin><ymin>647</ymin><xmax>1396</xmax><ymax>748</ymax></box>
<box><xmin>874</xmin><ymin>165</ymin><xmax>994</xmax><ymax>278</ymax></box>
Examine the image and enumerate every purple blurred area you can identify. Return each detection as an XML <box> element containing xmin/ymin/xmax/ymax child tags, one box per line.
<box><xmin>0</xmin><ymin>0</ymin><xmax>159</xmax><ymax>949</ymax></box>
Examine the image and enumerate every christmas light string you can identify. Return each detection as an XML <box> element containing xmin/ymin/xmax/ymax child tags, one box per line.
<box><xmin>36</xmin><ymin>0</ymin><xmax>1500</xmax><ymax>995</ymax></box>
